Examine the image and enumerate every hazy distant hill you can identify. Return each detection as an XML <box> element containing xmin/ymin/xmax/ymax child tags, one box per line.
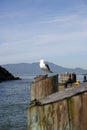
<box><xmin>2</xmin><ymin>62</ymin><xmax>87</xmax><ymax>75</ymax></box>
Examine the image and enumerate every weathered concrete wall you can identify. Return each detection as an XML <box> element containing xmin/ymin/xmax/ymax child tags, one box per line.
<box><xmin>27</xmin><ymin>77</ymin><xmax>87</xmax><ymax>130</ymax></box>
<box><xmin>67</xmin><ymin>92</ymin><xmax>87</xmax><ymax>130</ymax></box>
<box><xmin>30</xmin><ymin>75</ymin><xmax>58</xmax><ymax>101</ymax></box>
<box><xmin>27</xmin><ymin>93</ymin><xmax>87</xmax><ymax>130</ymax></box>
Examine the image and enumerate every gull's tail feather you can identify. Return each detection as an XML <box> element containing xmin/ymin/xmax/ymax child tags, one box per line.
<box><xmin>48</xmin><ymin>70</ymin><xmax>53</xmax><ymax>73</ymax></box>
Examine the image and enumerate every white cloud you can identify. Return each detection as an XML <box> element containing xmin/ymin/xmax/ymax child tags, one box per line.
<box><xmin>39</xmin><ymin>14</ymin><xmax>87</xmax><ymax>26</ymax></box>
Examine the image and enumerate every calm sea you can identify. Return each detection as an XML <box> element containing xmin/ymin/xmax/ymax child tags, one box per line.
<box><xmin>0</xmin><ymin>74</ymin><xmax>83</xmax><ymax>130</ymax></box>
<box><xmin>0</xmin><ymin>75</ymin><xmax>34</xmax><ymax>130</ymax></box>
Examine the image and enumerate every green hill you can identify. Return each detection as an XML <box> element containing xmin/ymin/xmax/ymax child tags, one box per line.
<box><xmin>0</xmin><ymin>66</ymin><xmax>20</xmax><ymax>82</ymax></box>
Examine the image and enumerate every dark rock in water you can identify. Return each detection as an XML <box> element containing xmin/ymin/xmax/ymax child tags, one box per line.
<box><xmin>0</xmin><ymin>66</ymin><xmax>20</xmax><ymax>82</ymax></box>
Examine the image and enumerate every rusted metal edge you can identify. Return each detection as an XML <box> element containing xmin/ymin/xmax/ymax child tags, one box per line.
<box><xmin>39</xmin><ymin>82</ymin><xmax>87</xmax><ymax>105</ymax></box>
<box><xmin>27</xmin><ymin>99</ymin><xmax>42</xmax><ymax>109</ymax></box>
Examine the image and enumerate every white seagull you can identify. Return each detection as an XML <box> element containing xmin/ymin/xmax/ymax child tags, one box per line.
<box><xmin>39</xmin><ymin>59</ymin><xmax>53</xmax><ymax>73</ymax></box>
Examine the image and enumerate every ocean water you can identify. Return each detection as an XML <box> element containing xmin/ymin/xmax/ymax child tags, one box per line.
<box><xmin>0</xmin><ymin>77</ymin><xmax>33</xmax><ymax>130</ymax></box>
<box><xmin>0</xmin><ymin>74</ymin><xmax>83</xmax><ymax>130</ymax></box>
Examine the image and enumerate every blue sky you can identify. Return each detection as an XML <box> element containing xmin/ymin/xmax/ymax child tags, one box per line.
<box><xmin>0</xmin><ymin>0</ymin><xmax>87</xmax><ymax>69</ymax></box>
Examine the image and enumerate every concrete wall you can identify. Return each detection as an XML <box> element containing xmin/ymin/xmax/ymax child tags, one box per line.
<box><xmin>30</xmin><ymin>75</ymin><xmax>58</xmax><ymax>101</ymax></box>
<box><xmin>27</xmin><ymin>92</ymin><xmax>87</xmax><ymax>130</ymax></box>
<box><xmin>27</xmin><ymin>75</ymin><xmax>87</xmax><ymax>130</ymax></box>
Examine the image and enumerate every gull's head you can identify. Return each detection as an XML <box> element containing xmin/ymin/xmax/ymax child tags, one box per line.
<box><xmin>40</xmin><ymin>59</ymin><xmax>44</xmax><ymax>64</ymax></box>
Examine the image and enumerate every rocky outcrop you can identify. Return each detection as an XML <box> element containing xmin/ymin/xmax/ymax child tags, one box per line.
<box><xmin>0</xmin><ymin>66</ymin><xmax>20</xmax><ymax>82</ymax></box>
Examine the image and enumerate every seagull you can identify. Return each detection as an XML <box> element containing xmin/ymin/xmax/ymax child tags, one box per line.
<box><xmin>39</xmin><ymin>59</ymin><xmax>53</xmax><ymax>73</ymax></box>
